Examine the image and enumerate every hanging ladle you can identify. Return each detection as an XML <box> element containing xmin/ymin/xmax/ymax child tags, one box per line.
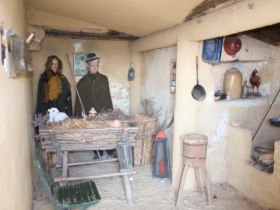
<box><xmin>191</xmin><ymin>56</ymin><xmax>206</xmax><ymax>101</ymax></box>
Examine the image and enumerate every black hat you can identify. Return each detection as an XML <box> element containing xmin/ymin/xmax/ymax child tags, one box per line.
<box><xmin>86</xmin><ymin>53</ymin><xmax>100</xmax><ymax>62</ymax></box>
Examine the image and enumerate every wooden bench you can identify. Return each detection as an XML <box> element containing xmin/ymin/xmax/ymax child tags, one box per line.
<box><xmin>34</xmin><ymin>146</ymin><xmax>101</xmax><ymax>210</ymax></box>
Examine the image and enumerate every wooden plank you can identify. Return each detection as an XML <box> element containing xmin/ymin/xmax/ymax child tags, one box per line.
<box><xmin>44</xmin><ymin>28</ymin><xmax>139</xmax><ymax>41</ymax></box>
<box><xmin>44</xmin><ymin>148</ymin><xmax>56</xmax><ymax>153</ymax></box>
<box><xmin>54</xmin><ymin>171</ymin><xmax>136</xmax><ymax>183</ymax></box>
<box><xmin>67</xmin><ymin>158</ymin><xmax>118</xmax><ymax>167</ymax></box>
<box><xmin>241</xmin><ymin>23</ymin><xmax>280</xmax><ymax>46</ymax></box>
<box><xmin>185</xmin><ymin>0</ymin><xmax>241</xmax><ymax>21</ymax></box>
<box><xmin>59</xmin><ymin>142</ymin><xmax>118</xmax><ymax>146</ymax></box>
<box><xmin>42</xmin><ymin>143</ymin><xmax>135</xmax><ymax>153</ymax></box>
<box><xmin>62</xmin><ymin>146</ymin><xmax>117</xmax><ymax>151</ymax></box>
<box><xmin>55</xmin><ymin>135</ymin><xmax>116</xmax><ymax>140</ymax></box>
<box><xmin>258</xmin><ymin>153</ymin><xmax>274</xmax><ymax>161</ymax></box>
<box><xmin>44</xmin><ymin>127</ymin><xmax>138</xmax><ymax>133</ymax></box>
<box><xmin>54</xmin><ymin>136</ymin><xmax>117</xmax><ymax>140</ymax></box>
<box><xmin>62</xmin><ymin>151</ymin><xmax>68</xmax><ymax>178</ymax></box>
<box><xmin>60</xmin><ymin>145</ymin><xmax>115</xmax><ymax>149</ymax></box>
<box><xmin>48</xmin><ymin>128</ymin><xmax>124</xmax><ymax>133</ymax></box>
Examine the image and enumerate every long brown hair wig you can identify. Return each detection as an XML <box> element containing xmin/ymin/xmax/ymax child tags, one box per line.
<box><xmin>44</xmin><ymin>55</ymin><xmax>63</xmax><ymax>74</ymax></box>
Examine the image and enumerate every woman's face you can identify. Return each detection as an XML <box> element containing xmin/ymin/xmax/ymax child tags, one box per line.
<box><xmin>51</xmin><ymin>58</ymin><xmax>59</xmax><ymax>72</ymax></box>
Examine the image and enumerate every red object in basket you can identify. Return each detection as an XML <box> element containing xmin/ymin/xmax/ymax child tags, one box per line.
<box><xmin>159</xmin><ymin>160</ymin><xmax>165</xmax><ymax>175</ymax></box>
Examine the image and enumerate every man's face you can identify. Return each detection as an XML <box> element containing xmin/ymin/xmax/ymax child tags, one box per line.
<box><xmin>88</xmin><ymin>60</ymin><xmax>99</xmax><ymax>74</ymax></box>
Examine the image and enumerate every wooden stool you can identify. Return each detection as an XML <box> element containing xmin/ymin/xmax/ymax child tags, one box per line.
<box><xmin>176</xmin><ymin>134</ymin><xmax>212</xmax><ymax>207</ymax></box>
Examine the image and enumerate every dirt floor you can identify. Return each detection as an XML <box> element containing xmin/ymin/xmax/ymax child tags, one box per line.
<box><xmin>33</xmin><ymin>152</ymin><xmax>264</xmax><ymax>210</ymax></box>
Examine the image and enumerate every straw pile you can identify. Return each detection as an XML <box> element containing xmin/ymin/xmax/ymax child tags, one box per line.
<box><xmin>47</xmin><ymin>109</ymin><xmax>131</xmax><ymax>130</ymax></box>
<box><xmin>47</xmin><ymin>118</ymin><xmax>111</xmax><ymax>130</ymax></box>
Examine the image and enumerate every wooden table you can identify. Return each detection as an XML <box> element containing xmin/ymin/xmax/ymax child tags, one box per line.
<box><xmin>38</xmin><ymin>126</ymin><xmax>138</xmax><ymax>204</ymax></box>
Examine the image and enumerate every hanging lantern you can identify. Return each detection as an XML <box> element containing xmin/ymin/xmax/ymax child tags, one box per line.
<box><xmin>128</xmin><ymin>67</ymin><xmax>135</xmax><ymax>81</ymax></box>
<box><xmin>223</xmin><ymin>35</ymin><xmax>242</xmax><ymax>57</ymax></box>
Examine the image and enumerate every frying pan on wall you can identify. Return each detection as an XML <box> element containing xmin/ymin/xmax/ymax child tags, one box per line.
<box><xmin>192</xmin><ymin>56</ymin><xmax>206</xmax><ymax>101</ymax></box>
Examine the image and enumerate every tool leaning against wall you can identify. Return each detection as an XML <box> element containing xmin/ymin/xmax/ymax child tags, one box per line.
<box><xmin>65</xmin><ymin>53</ymin><xmax>87</xmax><ymax>118</ymax></box>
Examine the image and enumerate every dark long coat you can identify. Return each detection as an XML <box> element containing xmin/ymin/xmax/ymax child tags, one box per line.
<box><xmin>74</xmin><ymin>72</ymin><xmax>113</xmax><ymax>116</ymax></box>
<box><xmin>36</xmin><ymin>72</ymin><xmax>72</xmax><ymax>116</ymax></box>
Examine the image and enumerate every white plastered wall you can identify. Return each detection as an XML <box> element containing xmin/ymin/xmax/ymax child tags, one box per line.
<box><xmin>141</xmin><ymin>46</ymin><xmax>177</xmax><ymax>160</ymax></box>
<box><xmin>0</xmin><ymin>0</ymin><xmax>34</xmax><ymax>210</ymax></box>
<box><xmin>128</xmin><ymin>0</ymin><xmax>280</xmax><ymax>208</ymax></box>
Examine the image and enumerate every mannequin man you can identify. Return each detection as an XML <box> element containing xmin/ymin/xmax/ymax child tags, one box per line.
<box><xmin>74</xmin><ymin>53</ymin><xmax>113</xmax><ymax>116</ymax></box>
<box><xmin>74</xmin><ymin>53</ymin><xmax>115</xmax><ymax>158</ymax></box>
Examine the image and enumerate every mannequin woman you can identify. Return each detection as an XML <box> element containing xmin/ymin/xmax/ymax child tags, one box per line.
<box><xmin>36</xmin><ymin>55</ymin><xmax>72</xmax><ymax>116</ymax></box>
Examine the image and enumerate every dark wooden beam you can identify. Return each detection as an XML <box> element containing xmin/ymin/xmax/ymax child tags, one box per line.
<box><xmin>185</xmin><ymin>0</ymin><xmax>242</xmax><ymax>21</ymax></box>
<box><xmin>242</xmin><ymin>23</ymin><xmax>280</xmax><ymax>46</ymax></box>
<box><xmin>44</xmin><ymin>28</ymin><xmax>139</xmax><ymax>41</ymax></box>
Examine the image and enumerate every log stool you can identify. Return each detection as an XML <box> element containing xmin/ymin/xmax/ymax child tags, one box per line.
<box><xmin>176</xmin><ymin>134</ymin><xmax>212</xmax><ymax>207</ymax></box>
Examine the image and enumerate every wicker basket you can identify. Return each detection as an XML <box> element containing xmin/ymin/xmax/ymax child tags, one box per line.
<box><xmin>133</xmin><ymin>116</ymin><xmax>157</xmax><ymax>167</ymax></box>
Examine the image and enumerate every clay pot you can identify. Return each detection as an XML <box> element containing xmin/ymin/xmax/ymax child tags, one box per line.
<box><xmin>224</xmin><ymin>35</ymin><xmax>242</xmax><ymax>57</ymax></box>
<box><xmin>223</xmin><ymin>68</ymin><xmax>243</xmax><ymax>99</ymax></box>
<box><xmin>109</xmin><ymin>120</ymin><xmax>122</xmax><ymax>128</ymax></box>
<box><xmin>89</xmin><ymin>108</ymin><xmax>97</xmax><ymax>117</ymax></box>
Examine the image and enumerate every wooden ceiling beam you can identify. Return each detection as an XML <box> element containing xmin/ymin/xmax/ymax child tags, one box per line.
<box><xmin>242</xmin><ymin>23</ymin><xmax>280</xmax><ymax>46</ymax></box>
<box><xmin>185</xmin><ymin>0</ymin><xmax>243</xmax><ymax>21</ymax></box>
<box><xmin>44</xmin><ymin>28</ymin><xmax>139</xmax><ymax>41</ymax></box>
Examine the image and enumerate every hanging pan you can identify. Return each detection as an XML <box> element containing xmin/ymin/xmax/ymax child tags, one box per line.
<box><xmin>192</xmin><ymin>56</ymin><xmax>206</xmax><ymax>101</ymax></box>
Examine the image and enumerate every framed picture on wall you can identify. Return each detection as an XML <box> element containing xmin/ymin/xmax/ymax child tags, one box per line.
<box><xmin>73</xmin><ymin>53</ymin><xmax>88</xmax><ymax>76</ymax></box>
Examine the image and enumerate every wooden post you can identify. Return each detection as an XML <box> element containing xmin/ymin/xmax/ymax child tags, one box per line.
<box><xmin>51</xmin><ymin>133</ymin><xmax>63</xmax><ymax>164</ymax></box>
<box><xmin>203</xmin><ymin>167</ymin><xmax>212</xmax><ymax>205</ymax></box>
<box><xmin>194</xmin><ymin>168</ymin><xmax>202</xmax><ymax>194</ymax></box>
<box><xmin>96</xmin><ymin>150</ymin><xmax>102</xmax><ymax>160</ymax></box>
<box><xmin>62</xmin><ymin>151</ymin><xmax>68</xmax><ymax>178</ymax></box>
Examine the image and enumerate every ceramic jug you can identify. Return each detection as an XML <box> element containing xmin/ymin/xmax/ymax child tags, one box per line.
<box><xmin>223</xmin><ymin>68</ymin><xmax>243</xmax><ymax>99</ymax></box>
